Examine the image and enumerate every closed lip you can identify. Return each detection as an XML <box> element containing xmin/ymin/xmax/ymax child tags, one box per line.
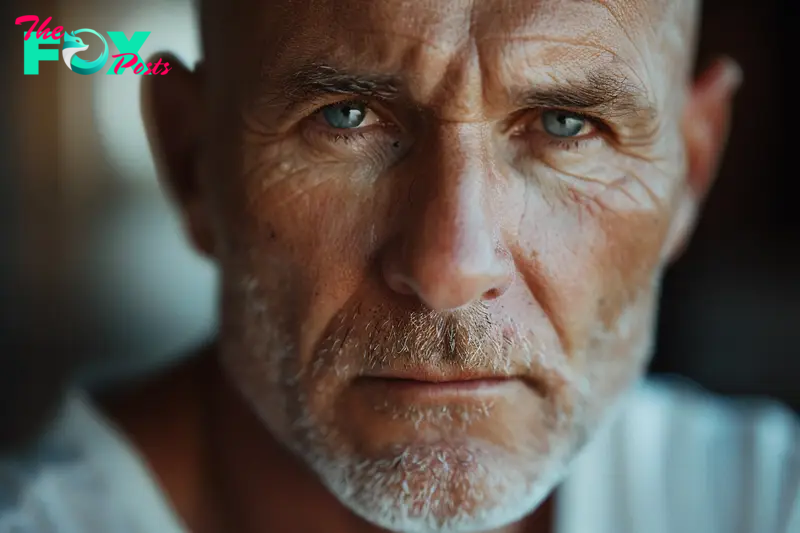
<box><xmin>360</xmin><ymin>369</ymin><xmax>514</xmax><ymax>384</ymax></box>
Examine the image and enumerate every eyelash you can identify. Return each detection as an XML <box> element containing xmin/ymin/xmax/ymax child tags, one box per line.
<box><xmin>546</xmin><ymin>137</ymin><xmax>594</xmax><ymax>150</ymax></box>
<box><xmin>307</xmin><ymin>124</ymin><xmax>397</xmax><ymax>152</ymax></box>
<box><xmin>319</xmin><ymin>128</ymin><xmax>367</xmax><ymax>143</ymax></box>
<box><xmin>320</xmin><ymin>130</ymin><xmax>371</xmax><ymax>144</ymax></box>
<box><xmin>536</xmin><ymin>122</ymin><xmax>599</xmax><ymax>149</ymax></box>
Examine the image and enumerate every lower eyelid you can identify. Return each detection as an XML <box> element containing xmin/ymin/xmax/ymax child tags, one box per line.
<box><xmin>516</xmin><ymin>130</ymin><xmax>603</xmax><ymax>152</ymax></box>
<box><xmin>324</xmin><ymin>131</ymin><xmax>370</xmax><ymax>145</ymax></box>
<box><xmin>307</xmin><ymin>121</ymin><xmax>391</xmax><ymax>139</ymax></box>
<box><xmin>547</xmin><ymin>137</ymin><xmax>594</xmax><ymax>150</ymax></box>
<box><xmin>301</xmin><ymin>121</ymin><xmax>403</xmax><ymax>155</ymax></box>
<box><xmin>308</xmin><ymin>109</ymin><xmax>387</xmax><ymax>134</ymax></box>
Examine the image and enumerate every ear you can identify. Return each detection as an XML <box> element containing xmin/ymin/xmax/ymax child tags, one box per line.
<box><xmin>663</xmin><ymin>57</ymin><xmax>742</xmax><ymax>262</ymax></box>
<box><xmin>141</xmin><ymin>53</ymin><xmax>215</xmax><ymax>258</ymax></box>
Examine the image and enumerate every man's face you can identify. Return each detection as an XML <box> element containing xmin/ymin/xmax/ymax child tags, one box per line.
<box><xmin>145</xmin><ymin>0</ymin><xmax>736</xmax><ymax>530</ymax></box>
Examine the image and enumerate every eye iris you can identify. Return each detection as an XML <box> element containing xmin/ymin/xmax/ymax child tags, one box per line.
<box><xmin>322</xmin><ymin>102</ymin><xmax>367</xmax><ymax>129</ymax></box>
<box><xmin>542</xmin><ymin>110</ymin><xmax>585</xmax><ymax>137</ymax></box>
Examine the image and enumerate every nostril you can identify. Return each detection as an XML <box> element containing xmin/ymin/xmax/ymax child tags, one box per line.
<box><xmin>385</xmin><ymin>271</ymin><xmax>416</xmax><ymax>296</ymax></box>
<box><xmin>483</xmin><ymin>288</ymin><xmax>502</xmax><ymax>300</ymax></box>
<box><xmin>482</xmin><ymin>270</ymin><xmax>513</xmax><ymax>301</ymax></box>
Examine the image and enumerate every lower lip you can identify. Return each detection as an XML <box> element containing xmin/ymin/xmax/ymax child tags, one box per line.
<box><xmin>356</xmin><ymin>377</ymin><xmax>519</xmax><ymax>398</ymax></box>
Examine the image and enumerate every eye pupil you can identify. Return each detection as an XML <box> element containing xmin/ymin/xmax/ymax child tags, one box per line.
<box><xmin>542</xmin><ymin>110</ymin><xmax>585</xmax><ymax>137</ymax></box>
<box><xmin>322</xmin><ymin>102</ymin><xmax>367</xmax><ymax>129</ymax></box>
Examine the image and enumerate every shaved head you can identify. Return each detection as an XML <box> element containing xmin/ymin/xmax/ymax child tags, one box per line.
<box><xmin>144</xmin><ymin>0</ymin><xmax>739</xmax><ymax>530</ymax></box>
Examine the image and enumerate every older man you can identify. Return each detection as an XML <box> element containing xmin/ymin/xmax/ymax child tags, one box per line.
<box><xmin>1</xmin><ymin>0</ymin><xmax>798</xmax><ymax>532</ymax></box>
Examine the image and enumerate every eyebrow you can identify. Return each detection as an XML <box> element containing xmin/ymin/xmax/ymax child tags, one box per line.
<box><xmin>277</xmin><ymin>63</ymin><xmax>403</xmax><ymax>104</ymax></box>
<box><xmin>273</xmin><ymin>62</ymin><xmax>655</xmax><ymax>121</ymax></box>
<box><xmin>512</xmin><ymin>70</ymin><xmax>656</xmax><ymax>120</ymax></box>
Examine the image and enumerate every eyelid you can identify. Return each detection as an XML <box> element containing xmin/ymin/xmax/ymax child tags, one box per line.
<box><xmin>542</xmin><ymin>111</ymin><xmax>594</xmax><ymax>138</ymax></box>
<box><xmin>510</xmin><ymin>108</ymin><xmax>609</xmax><ymax>140</ymax></box>
<box><xmin>301</xmin><ymin>105</ymin><xmax>408</xmax><ymax>155</ymax></box>
<box><xmin>303</xmin><ymin>98</ymin><xmax>406</xmax><ymax>136</ymax></box>
<box><xmin>310</xmin><ymin>101</ymin><xmax>381</xmax><ymax>129</ymax></box>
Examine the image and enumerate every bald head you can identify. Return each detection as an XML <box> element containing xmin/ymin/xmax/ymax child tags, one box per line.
<box><xmin>144</xmin><ymin>0</ymin><xmax>738</xmax><ymax>529</ymax></box>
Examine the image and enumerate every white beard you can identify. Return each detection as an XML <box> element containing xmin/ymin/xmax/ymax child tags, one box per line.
<box><xmin>219</xmin><ymin>273</ymin><xmax>661</xmax><ymax>533</ymax></box>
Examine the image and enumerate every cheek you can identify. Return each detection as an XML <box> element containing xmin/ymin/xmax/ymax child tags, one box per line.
<box><xmin>509</xmin><ymin>164</ymin><xmax>673</xmax><ymax>357</ymax></box>
<box><xmin>593</xmin><ymin>209</ymin><xmax>668</xmax><ymax>327</ymax></box>
<box><xmin>220</xmin><ymin>144</ymin><xmax>388</xmax><ymax>362</ymax></box>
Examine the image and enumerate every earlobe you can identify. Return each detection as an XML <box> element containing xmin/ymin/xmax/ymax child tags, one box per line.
<box><xmin>141</xmin><ymin>54</ymin><xmax>215</xmax><ymax>258</ymax></box>
<box><xmin>664</xmin><ymin>57</ymin><xmax>742</xmax><ymax>263</ymax></box>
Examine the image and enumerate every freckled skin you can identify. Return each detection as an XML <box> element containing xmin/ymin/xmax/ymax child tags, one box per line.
<box><xmin>139</xmin><ymin>0</ymin><xmax>740</xmax><ymax>531</ymax></box>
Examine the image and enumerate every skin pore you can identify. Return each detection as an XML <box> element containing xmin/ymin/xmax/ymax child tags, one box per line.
<box><xmin>126</xmin><ymin>0</ymin><xmax>741</xmax><ymax>532</ymax></box>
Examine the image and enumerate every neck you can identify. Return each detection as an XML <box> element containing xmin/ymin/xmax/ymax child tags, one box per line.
<box><xmin>204</xmin><ymin>357</ymin><xmax>554</xmax><ymax>533</ymax></box>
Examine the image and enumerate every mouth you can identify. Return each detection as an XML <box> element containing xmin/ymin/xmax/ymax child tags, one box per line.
<box><xmin>365</xmin><ymin>368</ymin><xmax>513</xmax><ymax>382</ymax></box>
<box><xmin>356</xmin><ymin>369</ymin><xmax>525</xmax><ymax>399</ymax></box>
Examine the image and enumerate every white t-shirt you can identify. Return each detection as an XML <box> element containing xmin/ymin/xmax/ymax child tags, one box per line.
<box><xmin>0</xmin><ymin>378</ymin><xmax>798</xmax><ymax>533</ymax></box>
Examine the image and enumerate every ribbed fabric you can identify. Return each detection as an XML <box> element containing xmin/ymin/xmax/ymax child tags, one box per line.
<box><xmin>557</xmin><ymin>378</ymin><xmax>800</xmax><ymax>533</ymax></box>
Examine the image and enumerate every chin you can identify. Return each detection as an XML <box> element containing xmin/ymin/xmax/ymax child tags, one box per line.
<box><xmin>303</xmin><ymin>437</ymin><xmax>571</xmax><ymax>533</ymax></box>
<box><xmin>289</xmin><ymin>385</ymin><xmax>580</xmax><ymax>533</ymax></box>
<box><xmin>250</xmin><ymin>341</ymin><xmax>589</xmax><ymax>532</ymax></box>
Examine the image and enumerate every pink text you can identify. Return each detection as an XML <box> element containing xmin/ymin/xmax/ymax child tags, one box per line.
<box><xmin>111</xmin><ymin>53</ymin><xmax>172</xmax><ymax>75</ymax></box>
<box><xmin>16</xmin><ymin>15</ymin><xmax>63</xmax><ymax>41</ymax></box>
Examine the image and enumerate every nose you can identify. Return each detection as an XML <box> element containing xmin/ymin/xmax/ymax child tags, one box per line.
<box><xmin>381</xmin><ymin>126</ymin><xmax>514</xmax><ymax>311</ymax></box>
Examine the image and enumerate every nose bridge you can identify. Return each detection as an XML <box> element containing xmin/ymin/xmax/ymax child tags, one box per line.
<box><xmin>382</xmin><ymin>121</ymin><xmax>512</xmax><ymax>311</ymax></box>
<box><xmin>427</xmin><ymin>38</ymin><xmax>487</xmax><ymax>124</ymax></box>
<box><xmin>413</xmin><ymin>123</ymin><xmax>489</xmax><ymax>257</ymax></box>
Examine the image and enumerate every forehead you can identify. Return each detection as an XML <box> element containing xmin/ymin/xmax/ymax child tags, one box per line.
<box><xmin>266</xmin><ymin>0</ymin><xmax>655</xmax><ymax>42</ymax></box>
<box><xmin>258</xmin><ymin>0</ymin><xmax>663</xmax><ymax>64</ymax></box>
<box><xmin>207</xmin><ymin>0</ymin><xmax>687</xmax><ymax>115</ymax></box>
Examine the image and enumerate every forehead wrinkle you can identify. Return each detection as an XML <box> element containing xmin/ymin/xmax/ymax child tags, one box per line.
<box><xmin>274</xmin><ymin>0</ymin><xmax>474</xmax><ymax>58</ymax></box>
<box><xmin>472</xmin><ymin>0</ymin><xmax>690</xmax><ymax>73</ymax></box>
<box><xmin>260</xmin><ymin>4</ymin><xmax>472</xmax><ymax>98</ymax></box>
<box><xmin>485</xmin><ymin>35</ymin><xmax>649</xmax><ymax>97</ymax></box>
<box><xmin>244</xmin><ymin>0</ymin><xmax>692</xmax><ymax>121</ymax></box>
<box><xmin>475</xmin><ymin>0</ymin><xmax>641</xmax><ymax>38</ymax></box>
<box><xmin>469</xmin><ymin>0</ymin><xmax>657</xmax><ymax>98</ymax></box>
<box><xmin>579</xmin><ymin>0</ymin><xmax>701</xmax><ymax>109</ymax></box>
<box><xmin>582</xmin><ymin>0</ymin><xmax>670</xmax><ymax>28</ymax></box>
<box><xmin>474</xmin><ymin>37</ymin><xmax>655</xmax><ymax>122</ymax></box>
<box><xmin>585</xmin><ymin>0</ymin><xmax>655</xmax><ymax>90</ymax></box>
<box><xmin>210</xmin><ymin>0</ymin><xmax>692</xmax><ymax>71</ymax></box>
<box><xmin>262</xmin><ymin>0</ymin><xmax>640</xmax><ymax>67</ymax></box>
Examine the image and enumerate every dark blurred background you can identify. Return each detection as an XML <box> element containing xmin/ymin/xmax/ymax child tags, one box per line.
<box><xmin>0</xmin><ymin>0</ymin><xmax>798</xmax><ymax>453</ymax></box>
<box><xmin>651</xmin><ymin>0</ymin><xmax>799</xmax><ymax>409</ymax></box>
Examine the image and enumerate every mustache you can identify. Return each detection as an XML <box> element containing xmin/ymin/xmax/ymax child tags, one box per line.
<box><xmin>315</xmin><ymin>302</ymin><xmax>530</xmax><ymax>374</ymax></box>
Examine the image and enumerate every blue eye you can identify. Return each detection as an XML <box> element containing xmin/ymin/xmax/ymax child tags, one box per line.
<box><xmin>541</xmin><ymin>110</ymin><xmax>586</xmax><ymax>137</ymax></box>
<box><xmin>321</xmin><ymin>101</ymin><xmax>367</xmax><ymax>129</ymax></box>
